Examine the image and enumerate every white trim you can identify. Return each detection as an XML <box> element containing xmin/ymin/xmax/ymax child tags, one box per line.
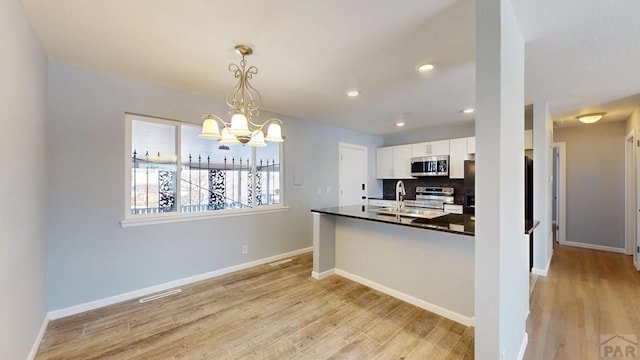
<box><xmin>563</xmin><ymin>241</ymin><xmax>627</xmax><ymax>254</ymax></box>
<box><xmin>333</xmin><ymin>268</ymin><xmax>474</xmax><ymax>327</ymax></box>
<box><xmin>120</xmin><ymin>205</ymin><xmax>289</xmax><ymax>228</ymax></box>
<box><xmin>517</xmin><ymin>332</ymin><xmax>529</xmax><ymax>360</ymax></box>
<box><xmin>531</xmin><ymin>251</ymin><xmax>553</xmax><ymax>277</ymax></box>
<box><xmin>338</xmin><ymin>142</ymin><xmax>368</xmax><ymax>207</ymax></box>
<box><xmin>311</xmin><ymin>268</ymin><xmax>335</xmax><ymax>280</ymax></box>
<box><xmin>48</xmin><ymin>247</ymin><xmax>312</xmax><ymax>319</ymax></box>
<box><xmin>27</xmin><ymin>315</ymin><xmax>49</xmax><ymax>360</ymax></box>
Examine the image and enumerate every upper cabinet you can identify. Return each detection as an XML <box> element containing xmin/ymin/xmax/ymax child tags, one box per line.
<box><xmin>376</xmin><ymin>147</ymin><xmax>394</xmax><ymax>179</ymax></box>
<box><xmin>449</xmin><ymin>138</ymin><xmax>468</xmax><ymax>179</ymax></box>
<box><xmin>376</xmin><ymin>145</ymin><xmax>412</xmax><ymax>179</ymax></box>
<box><xmin>411</xmin><ymin>140</ymin><xmax>450</xmax><ymax>157</ymax></box>
<box><xmin>376</xmin><ymin>137</ymin><xmax>477</xmax><ymax>180</ymax></box>
<box><xmin>524</xmin><ymin>129</ymin><xmax>533</xmax><ymax>150</ymax></box>
<box><xmin>466</xmin><ymin>137</ymin><xmax>476</xmax><ymax>154</ymax></box>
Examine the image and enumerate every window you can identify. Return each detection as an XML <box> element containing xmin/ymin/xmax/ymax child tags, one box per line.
<box><xmin>125</xmin><ymin>114</ymin><xmax>283</xmax><ymax>222</ymax></box>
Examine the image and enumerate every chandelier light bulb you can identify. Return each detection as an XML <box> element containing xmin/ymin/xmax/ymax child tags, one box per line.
<box><xmin>200</xmin><ymin>45</ymin><xmax>285</xmax><ymax>147</ymax></box>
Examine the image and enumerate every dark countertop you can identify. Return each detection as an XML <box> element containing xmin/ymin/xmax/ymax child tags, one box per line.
<box><xmin>311</xmin><ymin>205</ymin><xmax>540</xmax><ymax>237</ymax></box>
<box><xmin>526</xmin><ymin>220</ymin><xmax>540</xmax><ymax>235</ymax></box>
<box><xmin>311</xmin><ymin>205</ymin><xmax>475</xmax><ymax>237</ymax></box>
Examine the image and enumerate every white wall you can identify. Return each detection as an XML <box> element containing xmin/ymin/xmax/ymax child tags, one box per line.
<box><xmin>46</xmin><ymin>62</ymin><xmax>383</xmax><ymax>310</ymax></box>
<box><xmin>383</xmin><ymin>122</ymin><xmax>474</xmax><ymax>146</ymax></box>
<box><xmin>554</xmin><ymin>121</ymin><xmax>626</xmax><ymax>249</ymax></box>
<box><xmin>0</xmin><ymin>0</ymin><xmax>48</xmax><ymax>358</ymax></box>
<box><xmin>532</xmin><ymin>102</ymin><xmax>553</xmax><ymax>274</ymax></box>
<box><xmin>627</xmin><ymin>109</ymin><xmax>640</xmax><ymax>134</ymax></box>
<box><xmin>475</xmin><ymin>0</ymin><xmax>528</xmax><ymax>358</ymax></box>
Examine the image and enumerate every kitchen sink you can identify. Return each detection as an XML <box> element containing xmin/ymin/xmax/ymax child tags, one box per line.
<box><xmin>371</xmin><ymin>206</ymin><xmax>447</xmax><ymax>219</ymax></box>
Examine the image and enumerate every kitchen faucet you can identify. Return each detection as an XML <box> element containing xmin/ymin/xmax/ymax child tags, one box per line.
<box><xmin>395</xmin><ymin>180</ymin><xmax>406</xmax><ymax>211</ymax></box>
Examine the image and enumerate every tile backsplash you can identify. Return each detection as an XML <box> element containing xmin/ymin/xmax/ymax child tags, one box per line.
<box><xmin>382</xmin><ymin>178</ymin><xmax>465</xmax><ymax>204</ymax></box>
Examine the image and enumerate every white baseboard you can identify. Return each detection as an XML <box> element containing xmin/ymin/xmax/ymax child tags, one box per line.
<box><xmin>27</xmin><ymin>315</ymin><xmax>49</xmax><ymax>360</ymax></box>
<box><xmin>311</xmin><ymin>268</ymin><xmax>335</xmax><ymax>280</ymax></box>
<box><xmin>531</xmin><ymin>249</ymin><xmax>553</xmax><ymax>277</ymax></box>
<box><xmin>333</xmin><ymin>268</ymin><xmax>474</xmax><ymax>327</ymax></box>
<box><xmin>48</xmin><ymin>247</ymin><xmax>312</xmax><ymax>320</ymax></box>
<box><xmin>563</xmin><ymin>241</ymin><xmax>626</xmax><ymax>254</ymax></box>
<box><xmin>517</xmin><ymin>332</ymin><xmax>529</xmax><ymax>360</ymax></box>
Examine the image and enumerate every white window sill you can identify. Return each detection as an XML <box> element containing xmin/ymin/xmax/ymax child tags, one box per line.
<box><xmin>120</xmin><ymin>205</ymin><xmax>289</xmax><ymax>228</ymax></box>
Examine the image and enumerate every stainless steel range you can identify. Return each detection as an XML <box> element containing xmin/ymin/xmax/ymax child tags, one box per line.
<box><xmin>406</xmin><ymin>186</ymin><xmax>454</xmax><ymax>210</ymax></box>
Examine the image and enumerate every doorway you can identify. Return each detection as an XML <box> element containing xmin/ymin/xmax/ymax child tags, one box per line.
<box><xmin>339</xmin><ymin>143</ymin><xmax>368</xmax><ymax>207</ymax></box>
<box><xmin>625</xmin><ymin>132</ymin><xmax>640</xmax><ymax>270</ymax></box>
<box><xmin>552</xmin><ymin>142</ymin><xmax>566</xmax><ymax>245</ymax></box>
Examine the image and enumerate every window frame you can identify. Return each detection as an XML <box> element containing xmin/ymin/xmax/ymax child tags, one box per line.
<box><xmin>121</xmin><ymin>113</ymin><xmax>287</xmax><ymax>228</ymax></box>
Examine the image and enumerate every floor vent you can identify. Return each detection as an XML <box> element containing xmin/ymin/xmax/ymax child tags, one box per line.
<box><xmin>270</xmin><ymin>258</ymin><xmax>293</xmax><ymax>266</ymax></box>
<box><xmin>139</xmin><ymin>289</ymin><xmax>182</xmax><ymax>303</ymax></box>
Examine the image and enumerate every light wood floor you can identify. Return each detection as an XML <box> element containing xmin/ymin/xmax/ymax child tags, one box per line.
<box><xmin>36</xmin><ymin>253</ymin><xmax>473</xmax><ymax>359</ymax></box>
<box><xmin>525</xmin><ymin>244</ymin><xmax>640</xmax><ymax>360</ymax></box>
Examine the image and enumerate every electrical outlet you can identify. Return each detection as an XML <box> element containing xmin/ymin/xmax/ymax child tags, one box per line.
<box><xmin>242</xmin><ymin>245</ymin><xmax>248</xmax><ymax>255</ymax></box>
<box><xmin>326</xmin><ymin>186</ymin><xmax>331</xmax><ymax>194</ymax></box>
<box><xmin>316</xmin><ymin>187</ymin><xmax>322</xmax><ymax>195</ymax></box>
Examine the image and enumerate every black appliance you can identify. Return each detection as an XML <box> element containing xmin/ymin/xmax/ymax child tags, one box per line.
<box><xmin>411</xmin><ymin>156</ymin><xmax>449</xmax><ymax>177</ymax></box>
<box><xmin>463</xmin><ymin>160</ymin><xmax>475</xmax><ymax>215</ymax></box>
<box><xmin>525</xmin><ymin>156</ymin><xmax>534</xmax><ymax>270</ymax></box>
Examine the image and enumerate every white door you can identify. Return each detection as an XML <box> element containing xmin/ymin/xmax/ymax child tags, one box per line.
<box><xmin>339</xmin><ymin>143</ymin><xmax>367</xmax><ymax>207</ymax></box>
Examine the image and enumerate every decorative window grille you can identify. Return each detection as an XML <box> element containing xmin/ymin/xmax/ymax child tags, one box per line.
<box><xmin>129</xmin><ymin>115</ymin><xmax>282</xmax><ymax>216</ymax></box>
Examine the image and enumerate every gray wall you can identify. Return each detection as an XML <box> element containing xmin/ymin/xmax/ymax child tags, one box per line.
<box><xmin>46</xmin><ymin>62</ymin><xmax>383</xmax><ymax>310</ymax></box>
<box><xmin>0</xmin><ymin>0</ymin><xmax>48</xmax><ymax>358</ymax></box>
<box><xmin>554</xmin><ymin>121</ymin><xmax>627</xmax><ymax>249</ymax></box>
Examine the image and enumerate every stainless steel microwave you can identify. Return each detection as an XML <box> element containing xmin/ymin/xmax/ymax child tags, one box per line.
<box><xmin>411</xmin><ymin>155</ymin><xmax>449</xmax><ymax>177</ymax></box>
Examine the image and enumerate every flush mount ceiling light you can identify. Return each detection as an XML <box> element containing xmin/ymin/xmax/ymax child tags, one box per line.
<box><xmin>417</xmin><ymin>63</ymin><xmax>435</xmax><ymax>72</ymax></box>
<box><xmin>346</xmin><ymin>90</ymin><xmax>360</xmax><ymax>97</ymax></box>
<box><xmin>199</xmin><ymin>45</ymin><xmax>284</xmax><ymax>147</ymax></box>
<box><xmin>462</xmin><ymin>108</ymin><xmax>474</xmax><ymax>114</ymax></box>
<box><xmin>395</xmin><ymin>122</ymin><xmax>405</xmax><ymax>127</ymax></box>
<box><xmin>576</xmin><ymin>112</ymin><xmax>605</xmax><ymax>124</ymax></box>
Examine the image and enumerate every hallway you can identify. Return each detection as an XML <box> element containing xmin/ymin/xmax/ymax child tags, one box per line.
<box><xmin>525</xmin><ymin>245</ymin><xmax>640</xmax><ymax>359</ymax></box>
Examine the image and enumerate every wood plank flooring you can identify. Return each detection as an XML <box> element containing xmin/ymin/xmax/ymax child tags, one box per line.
<box><xmin>36</xmin><ymin>253</ymin><xmax>473</xmax><ymax>359</ymax></box>
<box><xmin>525</xmin><ymin>245</ymin><xmax>640</xmax><ymax>360</ymax></box>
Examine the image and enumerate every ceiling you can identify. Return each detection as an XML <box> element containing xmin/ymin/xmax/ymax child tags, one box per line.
<box><xmin>21</xmin><ymin>0</ymin><xmax>640</xmax><ymax>135</ymax></box>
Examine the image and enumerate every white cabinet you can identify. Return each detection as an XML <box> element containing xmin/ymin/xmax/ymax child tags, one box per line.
<box><xmin>466</xmin><ymin>137</ymin><xmax>476</xmax><ymax>154</ymax></box>
<box><xmin>393</xmin><ymin>145</ymin><xmax>412</xmax><ymax>178</ymax></box>
<box><xmin>449</xmin><ymin>138</ymin><xmax>468</xmax><ymax>179</ymax></box>
<box><xmin>411</xmin><ymin>140</ymin><xmax>450</xmax><ymax>157</ymax></box>
<box><xmin>376</xmin><ymin>145</ymin><xmax>412</xmax><ymax>179</ymax></box>
<box><xmin>524</xmin><ymin>129</ymin><xmax>533</xmax><ymax>150</ymax></box>
<box><xmin>376</xmin><ymin>147</ymin><xmax>394</xmax><ymax>179</ymax></box>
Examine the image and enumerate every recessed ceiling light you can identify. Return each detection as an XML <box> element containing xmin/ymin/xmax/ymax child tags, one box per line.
<box><xmin>462</xmin><ymin>108</ymin><xmax>474</xmax><ymax>114</ymax></box>
<box><xmin>417</xmin><ymin>64</ymin><xmax>435</xmax><ymax>72</ymax></box>
<box><xmin>395</xmin><ymin>122</ymin><xmax>405</xmax><ymax>127</ymax></box>
<box><xmin>346</xmin><ymin>90</ymin><xmax>360</xmax><ymax>97</ymax></box>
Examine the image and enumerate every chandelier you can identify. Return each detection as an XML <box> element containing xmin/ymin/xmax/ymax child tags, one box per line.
<box><xmin>199</xmin><ymin>45</ymin><xmax>284</xmax><ymax>147</ymax></box>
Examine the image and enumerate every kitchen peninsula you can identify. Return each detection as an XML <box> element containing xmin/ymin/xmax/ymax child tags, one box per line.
<box><xmin>311</xmin><ymin>205</ymin><xmax>475</xmax><ymax>326</ymax></box>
